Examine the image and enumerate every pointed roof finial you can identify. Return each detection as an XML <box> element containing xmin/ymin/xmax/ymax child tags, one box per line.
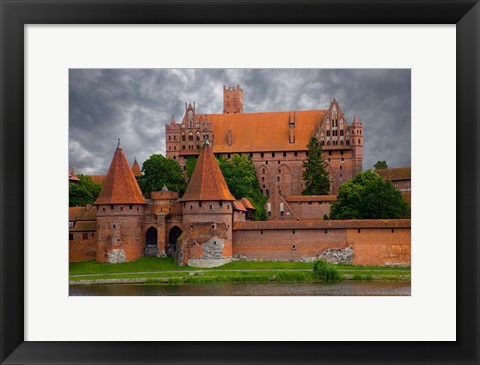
<box><xmin>117</xmin><ymin>138</ymin><xmax>121</xmax><ymax>149</ymax></box>
<box><xmin>204</xmin><ymin>138</ymin><xmax>209</xmax><ymax>146</ymax></box>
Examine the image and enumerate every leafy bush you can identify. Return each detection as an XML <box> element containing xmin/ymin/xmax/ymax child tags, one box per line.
<box><xmin>312</xmin><ymin>260</ymin><xmax>341</xmax><ymax>282</ymax></box>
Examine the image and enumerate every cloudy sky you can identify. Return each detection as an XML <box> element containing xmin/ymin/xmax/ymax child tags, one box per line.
<box><xmin>69</xmin><ymin>69</ymin><xmax>410</xmax><ymax>175</ymax></box>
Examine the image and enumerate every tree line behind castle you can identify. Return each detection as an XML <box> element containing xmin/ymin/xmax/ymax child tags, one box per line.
<box><xmin>70</xmin><ymin>135</ymin><xmax>409</xmax><ymax>220</ymax></box>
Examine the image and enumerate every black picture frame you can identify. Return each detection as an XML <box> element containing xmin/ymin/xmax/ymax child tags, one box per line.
<box><xmin>1</xmin><ymin>1</ymin><xmax>479</xmax><ymax>364</ymax></box>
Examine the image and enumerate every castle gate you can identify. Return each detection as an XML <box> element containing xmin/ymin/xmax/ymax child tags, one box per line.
<box><xmin>145</xmin><ymin>227</ymin><xmax>158</xmax><ymax>257</ymax></box>
<box><xmin>167</xmin><ymin>226</ymin><xmax>182</xmax><ymax>257</ymax></box>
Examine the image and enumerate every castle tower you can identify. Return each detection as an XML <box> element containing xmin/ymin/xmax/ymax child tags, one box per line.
<box><xmin>223</xmin><ymin>85</ymin><xmax>243</xmax><ymax>114</ymax></box>
<box><xmin>178</xmin><ymin>140</ymin><xmax>236</xmax><ymax>267</ymax></box>
<box><xmin>131</xmin><ymin>157</ymin><xmax>142</xmax><ymax>178</ymax></box>
<box><xmin>94</xmin><ymin>140</ymin><xmax>147</xmax><ymax>263</ymax></box>
<box><xmin>350</xmin><ymin>115</ymin><xmax>364</xmax><ymax>174</ymax></box>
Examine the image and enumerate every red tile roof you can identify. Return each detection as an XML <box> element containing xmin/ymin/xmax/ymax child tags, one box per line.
<box><xmin>286</xmin><ymin>195</ymin><xmax>337</xmax><ymax>202</ymax></box>
<box><xmin>206</xmin><ymin>110</ymin><xmax>326</xmax><ymax>152</ymax></box>
<box><xmin>94</xmin><ymin>147</ymin><xmax>146</xmax><ymax>205</ymax></box>
<box><xmin>233</xmin><ymin>200</ymin><xmax>247</xmax><ymax>211</ymax></box>
<box><xmin>376</xmin><ymin>167</ymin><xmax>411</xmax><ymax>182</ymax></box>
<box><xmin>241</xmin><ymin>197</ymin><xmax>255</xmax><ymax>210</ymax></box>
<box><xmin>69</xmin><ymin>206</ymin><xmax>97</xmax><ymax>221</ymax></box>
<box><xmin>131</xmin><ymin>158</ymin><xmax>142</xmax><ymax>177</ymax></box>
<box><xmin>69</xmin><ymin>171</ymin><xmax>80</xmax><ymax>182</ymax></box>
<box><xmin>234</xmin><ymin>219</ymin><xmax>411</xmax><ymax>231</ymax></box>
<box><xmin>88</xmin><ymin>175</ymin><xmax>106</xmax><ymax>184</ymax></box>
<box><xmin>180</xmin><ymin>142</ymin><xmax>235</xmax><ymax>202</ymax></box>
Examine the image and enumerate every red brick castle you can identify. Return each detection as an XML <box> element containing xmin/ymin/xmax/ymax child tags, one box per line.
<box><xmin>165</xmin><ymin>85</ymin><xmax>363</xmax><ymax>219</ymax></box>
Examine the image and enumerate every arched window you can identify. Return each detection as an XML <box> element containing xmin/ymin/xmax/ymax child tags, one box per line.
<box><xmin>196</xmin><ymin>132</ymin><xmax>200</xmax><ymax>141</ymax></box>
<box><xmin>188</xmin><ymin>133</ymin><xmax>193</xmax><ymax>141</ymax></box>
<box><xmin>327</xmin><ymin>140</ymin><xmax>331</xmax><ymax>146</ymax></box>
<box><xmin>358</xmin><ymin>139</ymin><xmax>361</xmax><ymax>144</ymax></box>
<box><xmin>181</xmin><ymin>133</ymin><xmax>185</xmax><ymax>142</ymax></box>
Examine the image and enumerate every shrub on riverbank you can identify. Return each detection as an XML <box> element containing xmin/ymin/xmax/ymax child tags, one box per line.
<box><xmin>312</xmin><ymin>260</ymin><xmax>341</xmax><ymax>282</ymax></box>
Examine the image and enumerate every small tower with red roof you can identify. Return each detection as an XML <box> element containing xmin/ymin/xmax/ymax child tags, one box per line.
<box><xmin>178</xmin><ymin>139</ymin><xmax>236</xmax><ymax>267</ymax></box>
<box><xmin>131</xmin><ymin>157</ymin><xmax>142</xmax><ymax>179</ymax></box>
<box><xmin>94</xmin><ymin>139</ymin><xmax>147</xmax><ymax>263</ymax></box>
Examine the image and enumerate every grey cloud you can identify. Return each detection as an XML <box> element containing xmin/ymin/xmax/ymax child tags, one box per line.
<box><xmin>69</xmin><ymin>69</ymin><xmax>410</xmax><ymax>174</ymax></box>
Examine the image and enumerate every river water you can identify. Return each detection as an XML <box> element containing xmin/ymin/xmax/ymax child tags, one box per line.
<box><xmin>70</xmin><ymin>281</ymin><xmax>410</xmax><ymax>296</ymax></box>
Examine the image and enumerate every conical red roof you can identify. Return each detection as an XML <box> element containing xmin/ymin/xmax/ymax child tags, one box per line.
<box><xmin>94</xmin><ymin>146</ymin><xmax>146</xmax><ymax>205</ymax></box>
<box><xmin>131</xmin><ymin>158</ymin><xmax>142</xmax><ymax>177</ymax></box>
<box><xmin>180</xmin><ymin>142</ymin><xmax>235</xmax><ymax>202</ymax></box>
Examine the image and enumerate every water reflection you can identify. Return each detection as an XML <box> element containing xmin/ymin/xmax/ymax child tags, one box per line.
<box><xmin>70</xmin><ymin>281</ymin><xmax>410</xmax><ymax>296</ymax></box>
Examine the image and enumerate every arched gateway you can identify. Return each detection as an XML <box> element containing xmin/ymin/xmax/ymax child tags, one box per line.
<box><xmin>144</xmin><ymin>227</ymin><xmax>158</xmax><ymax>256</ymax></box>
<box><xmin>167</xmin><ymin>226</ymin><xmax>182</xmax><ymax>257</ymax></box>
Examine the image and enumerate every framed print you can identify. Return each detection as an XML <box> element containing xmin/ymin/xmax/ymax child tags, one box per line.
<box><xmin>1</xmin><ymin>0</ymin><xmax>479</xmax><ymax>364</ymax></box>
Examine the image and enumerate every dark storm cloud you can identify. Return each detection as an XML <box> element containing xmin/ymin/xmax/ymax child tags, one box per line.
<box><xmin>69</xmin><ymin>69</ymin><xmax>410</xmax><ymax>174</ymax></box>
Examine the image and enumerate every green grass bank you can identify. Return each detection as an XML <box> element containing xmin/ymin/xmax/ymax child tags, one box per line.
<box><xmin>69</xmin><ymin>258</ymin><xmax>410</xmax><ymax>285</ymax></box>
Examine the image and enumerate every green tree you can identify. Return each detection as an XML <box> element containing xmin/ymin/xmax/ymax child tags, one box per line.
<box><xmin>329</xmin><ymin>170</ymin><xmax>410</xmax><ymax>219</ymax></box>
<box><xmin>358</xmin><ymin>179</ymin><xmax>410</xmax><ymax>219</ymax></box>
<box><xmin>302</xmin><ymin>135</ymin><xmax>330</xmax><ymax>195</ymax></box>
<box><xmin>217</xmin><ymin>154</ymin><xmax>268</xmax><ymax>221</ymax></box>
<box><xmin>139</xmin><ymin>154</ymin><xmax>187</xmax><ymax>197</ymax></box>
<box><xmin>186</xmin><ymin>156</ymin><xmax>197</xmax><ymax>179</ymax></box>
<box><xmin>374</xmin><ymin>160</ymin><xmax>388</xmax><ymax>170</ymax></box>
<box><xmin>69</xmin><ymin>174</ymin><xmax>103</xmax><ymax>207</ymax></box>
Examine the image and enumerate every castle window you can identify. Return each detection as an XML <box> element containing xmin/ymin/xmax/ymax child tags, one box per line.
<box><xmin>280</xmin><ymin>211</ymin><xmax>284</xmax><ymax>216</ymax></box>
<box><xmin>262</xmin><ymin>168</ymin><xmax>265</xmax><ymax>174</ymax></box>
<box><xmin>358</xmin><ymin>139</ymin><xmax>361</xmax><ymax>144</ymax></box>
<box><xmin>110</xmin><ymin>205</ymin><xmax>114</xmax><ymax>210</ymax></box>
<box><xmin>182</xmin><ymin>145</ymin><xmax>185</xmax><ymax>150</ymax></box>
<box><xmin>320</xmin><ymin>141</ymin><xmax>324</xmax><ymax>146</ymax></box>
<box><xmin>266</xmin><ymin>189</ymin><xmax>270</xmax><ymax>196</ymax></box>
<box><xmin>188</xmin><ymin>133</ymin><xmax>193</xmax><ymax>141</ymax></box>
<box><xmin>182</xmin><ymin>134</ymin><xmax>185</xmax><ymax>141</ymax></box>
<box><xmin>228</xmin><ymin>154</ymin><xmax>231</xmax><ymax>159</ymax></box>
<box><xmin>278</xmin><ymin>169</ymin><xmax>281</xmax><ymax>174</ymax></box>
<box><xmin>340</xmin><ymin>140</ymin><xmax>344</xmax><ymax>145</ymax></box>
<box><xmin>294</xmin><ymin>151</ymin><xmax>298</xmax><ymax>157</ymax></box>
<box><xmin>82</xmin><ymin>233</ymin><xmax>88</xmax><ymax>240</ymax></box>
<box><xmin>102</xmin><ymin>207</ymin><xmax>105</xmax><ymax>212</ymax></box>
<box><xmin>327</xmin><ymin>130</ymin><xmax>330</xmax><ymax>137</ymax></box>
<box><xmin>210</xmin><ymin>205</ymin><xmax>212</xmax><ymax>209</ymax></box>
<box><xmin>329</xmin><ymin>151</ymin><xmax>332</xmax><ymax>156</ymax></box>
<box><xmin>266</xmin><ymin>161</ymin><xmax>268</xmax><ymax>165</ymax></box>
<box><xmin>69</xmin><ymin>221</ymin><xmax>74</xmax><ymax>228</ymax></box>
<box><xmin>199</xmin><ymin>202</ymin><xmax>202</xmax><ymax>207</ymax></box>
<box><xmin>120</xmin><ymin>206</ymin><xmax>123</xmax><ymax>211</ymax></box>
<box><xmin>249</xmin><ymin>153</ymin><xmax>253</xmax><ymax>158</ymax></box>
<box><xmin>268</xmin><ymin>211</ymin><xmax>271</xmax><ymax>217</ymax></box>
<box><xmin>190</xmin><ymin>205</ymin><xmax>193</xmax><ymax>210</ymax></box>
<box><xmin>212</xmin><ymin>224</ymin><xmax>215</xmax><ymax>229</ymax></box>
<box><xmin>260</xmin><ymin>230</ymin><xmax>264</xmax><ymax>234</ymax></box>
<box><xmin>340</xmin><ymin>165</ymin><xmax>343</xmax><ymax>170</ymax></box>
<box><xmin>392</xmin><ymin>229</ymin><xmax>395</xmax><ymax>233</ymax></box>
<box><xmin>340</xmin><ymin>174</ymin><xmax>342</xmax><ymax>177</ymax></box>
<box><xmin>261</xmin><ymin>153</ymin><xmax>264</xmax><ymax>158</ymax></box>
<box><xmin>262</xmin><ymin>177</ymin><xmax>265</xmax><ymax>182</ymax></box>
<box><xmin>342</xmin><ymin>158</ymin><xmax>344</xmax><ymax>161</ymax></box>
<box><xmin>272</xmin><ymin>152</ymin><xmax>275</xmax><ymax>158</ymax></box>
<box><xmin>340</xmin><ymin>130</ymin><xmax>344</xmax><ymax>136</ymax></box>
<box><xmin>173</xmin><ymin>155</ymin><xmax>176</xmax><ymax>159</ymax></box>
<box><xmin>278</xmin><ymin>161</ymin><xmax>280</xmax><ymax>164</ymax></box>
<box><xmin>174</xmin><ymin>136</ymin><xmax>177</xmax><ymax>141</ymax></box>
<box><xmin>358</xmin><ymin>229</ymin><xmax>361</xmax><ymax>233</ymax></box>
<box><xmin>113</xmin><ymin>225</ymin><xmax>116</xmax><ymax>229</ymax></box>
<box><xmin>220</xmin><ymin>201</ymin><xmax>223</xmax><ymax>207</ymax></box>
<box><xmin>346</xmin><ymin>140</ymin><xmax>350</xmax><ymax>145</ymax></box>
<box><xmin>69</xmin><ymin>234</ymin><xmax>73</xmax><ymax>240</ymax></box>
<box><xmin>137</xmin><ymin>207</ymin><xmax>139</xmax><ymax>211</ymax></box>
<box><xmin>91</xmin><ymin>233</ymin><xmax>94</xmax><ymax>237</ymax></box>
<box><xmin>325</xmin><ymin>229</ymin><xmax>328</xmax><ymax>234</ymax></box>
<box><xmin>292</xmin><ymin>245</ymin><xmax>296</xmax><ymax>250</ymax></box>
<box><xmin>196</xmin><ymin>133</ymin><xmax>200</xmax><ymax>141</ymax></box>
<box><xmin>227</xmin><ymin>204</ymin><xmax>230</xmax><ymax>209</ymax></box>
<box><xmin>197</xmin><ymin>145</ymin><xmax>200</xmax><ymax>149</ymax></box>
<box><xmin>277</xmin><ymin>176</ymin><xmax>280</xmax><ymax>182</ymax></box>
<box><xmin>292</xmin><ymin>230</ymin><xmax>295</xmax><ymax>234</ymax></box>
<box><xmin>183</xmin><ymin>165</ymin><xmax>186</xmax><ymax>171</ymax></box>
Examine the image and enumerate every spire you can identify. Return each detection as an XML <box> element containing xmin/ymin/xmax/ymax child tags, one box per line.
<box><xmin>160</xmin><ymin>184</ymin><xmax>169</xmax><ymax>192</ymax></box>
<box><xmin>131</xmin><ymin>157</ymin><xmax>142</xmax><ymax>177</ymax></box>
<box><xmin>117</xmin><ymin>138</ymin><xmax>121</xmax><ymax>148</ymax></box>
<box><xmin>179</xmin><ymin>142</ymin><xmax>235</xmax><ymax>202</ymax></box>
<box><xmin>95</xmin><ymin>145</ymin><xmax>146</xmax><ymax>205</ymax></box>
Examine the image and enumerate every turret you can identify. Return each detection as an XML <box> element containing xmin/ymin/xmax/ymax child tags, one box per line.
<box><xmin>94</xmin><ymin>139</ymin><xmax>147</xmax><ymax>263</ymax></box>
<box><xmin>223</xmin><ymin>85</ymin><xmax>244</xmax><ymax>114</ymax></box>
<box><xmin>178</xmin><ymin>140</ymin><xmax>236</xmax><ymax>267</ymax></box>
